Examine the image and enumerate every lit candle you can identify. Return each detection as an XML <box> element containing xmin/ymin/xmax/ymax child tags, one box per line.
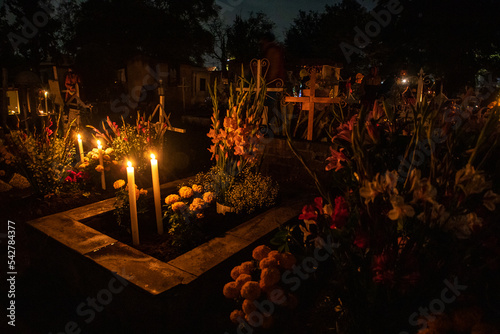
<box><xmin>77</xmin><ymin>134</ymin><xmax>84</xmax><ymax>163</ymax></box>
<box><xmin>150</xmin><ymin>154</ymin><xmax>163</xmax><ymax>234</ymax></box>
<box><xmin>127</xmin><ymin>161</ymin><xmax>140</xmax><ymax>245</ymax></box>
<box><xmin>97</xmin><ymin>140</ymin><xmax>106</xmax><ymax>190</ymax></box>
<box><xmin>44</xmin><ymin>91</ymin><xmax>49</xmax><ymax>113</ymax></box>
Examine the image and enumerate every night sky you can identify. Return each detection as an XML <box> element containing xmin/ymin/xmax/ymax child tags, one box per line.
<box><xmin>219</xmin><ymin>0</ymin><xmax>341</xmax><ymax>41</ymax></box>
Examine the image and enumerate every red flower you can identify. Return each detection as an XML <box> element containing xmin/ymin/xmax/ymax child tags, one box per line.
<box><xmin>353</xmin><ymin>230</ymin><xmax>369</xmax><ymax>249</ymax></box>
<box><xmin>314</xmin><ymin>197</ymin><xmax>324</xmax><ymax>213</ymax></box>
<box><xmin>329</xmin><ymin>196</ymin><xmax>349</xmax><ymax>229</ymax></box>
<box><xmin>298</xmin><ymin>204</ymin><xmax>318</xmax><ymax>221</ymax></box>
<box><xmin>372</xmin><ymin>253</ymin><xmax>395</xmax><ymax>285</ymax></box>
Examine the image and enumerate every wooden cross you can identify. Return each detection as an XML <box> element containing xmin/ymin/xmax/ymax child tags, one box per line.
<box><xmin>177</xmin><ymin>77</ymin><xmax>190</xmax><ymax>111</ymax></box>
<box><xmin>153</xmin><ymin>79</ymin><xmax>185</xmax><ymax>133</ymax></box>
<box><xmin>285</xmin><ymin>68</ymin><xmax>340</xmax><ymax>140</ymax></box>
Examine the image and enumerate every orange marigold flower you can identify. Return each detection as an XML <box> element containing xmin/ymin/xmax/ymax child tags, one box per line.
<box><xmin>229</xmin><ymin>309</ymin><xmax>245</xmax><ymax>324</ymax></box>
<box><xmin>260</xmin><ymin>267</ymin><xmax>281</xmax><ymax>287</ymax></box>
<box><xmin>236</xmin><ymin>274</ymin><xmax>252</xmax><ymax>287</ymax></box>
<box><xmin>179</xmin><ymin>186</ymin><xmax>194</xmax><ymax>199</ymax></box>
<box><xmin>192</xmin><ymin>184</ymin><xmax>203</xmax><ymax>193</ymax></box>
<box><xmin>259</xmin><ymin>280</ymin><xmax>274</xmax><ymax>293</ymax></box>
<box><xmin>259</xmin><ymin>257</ymin><xmax>278</xmax><ymax>269</ymax></box>
<box><xmin>203</xmin><ymin>191</ymin><xmax>215</xmax><ymax>203</ymax></box>
<box><xmin>230</xmin><ymin>266</ymin><xmax>241</xmax><ymax>280</ymax></box>
<box><xmin>252</xmin><ymin>245</ymin><xmax>271</xmax><ymax>261</ymax></box>
<box><xmin>242</xmin><ymin>299</ymin><xmax>256</xmax><ymax>315</ymax></box>
<box><xmin>279</xmin><ymin>252</ymin><xmax>297</xmax><ymax>270</ymax></box>
<box><xmin>267</xmin><ymin>250</ymin><xmax>280</xmax><ymax>261</ymax></box>
<box><xmin>165</xmin><ymin>194</ymin><xmax>180</xmax><ymax>205</ymax></box>
<box><xmin>239</xmin><ymin>261</ymin><xmax>255</xmax><ymax>275</ymax></box>
<box><xmin>113</xmin><ymin>179</ymin><xmax>125</xmax><ymax>189</ymax></box>
<box><xmin>240</xmin><ymin>281</ymin><xmax>261</xmax><ymax>300</ymax></box>
<box><xmin>223</xmin><ymin>281</ymin><xmax>240</xmax><ymax>299</ymax></box>
<box><xmin>171</xmin><ymin>202</ymin><xmax>187</xmax><ymax>213</ymax></box>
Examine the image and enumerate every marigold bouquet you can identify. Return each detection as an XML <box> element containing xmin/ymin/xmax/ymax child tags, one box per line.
<box><xmin>223</xmin><ymin>244</ymin><xmax>299</xmax><ymax>331</ymax></box>
<box><xmin>163</xmin><ymin>184</ymin><xmax>215</xmax><ymax>247</ymax></box>
<box><xmin>113</xmin><ymin>178</ymin><xmax>149</xmax><ymax>227</ymax></box>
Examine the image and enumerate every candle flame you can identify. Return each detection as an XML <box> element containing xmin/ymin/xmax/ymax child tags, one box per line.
<box><xmin>77</xmin><ymin>134</ymin><xmax>81</xmax><ymax>140</ymax></box>
<box><xmin>44</xmin><ymin>91</ymin><xmax>48</xmax><ymax>97</ymax></box>
<box><xmin>127</xmin><ymin>161</ymin><xmax>132</xmax><ymax>167</ymax></box>
<box><xmin>151</xmin><ymin>153</ymin><xmax>156</xmax><ymax>160</ymax></box>
<box><xmin>97</xmin><ymin>140</ymin><xmax>101</xmax><ymax>148</ymax></box>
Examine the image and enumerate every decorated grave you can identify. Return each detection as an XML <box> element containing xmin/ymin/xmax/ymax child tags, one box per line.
<box><xmin>2</xmin><ymin>62</ymin><xmax>500</xmax><ymax>333</ymax></box>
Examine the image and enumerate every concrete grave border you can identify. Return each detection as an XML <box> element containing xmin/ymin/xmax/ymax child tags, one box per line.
<box><xmin>27</xmin><ymin>177</ymin><xmax>303</xmax><ymax>296</ymax></box>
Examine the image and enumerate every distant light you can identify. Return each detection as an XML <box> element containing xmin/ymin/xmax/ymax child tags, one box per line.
<box><xmin>402</xmin><ymin>78</ymin><xmax>408</xmax><ymax>84</ymax></box>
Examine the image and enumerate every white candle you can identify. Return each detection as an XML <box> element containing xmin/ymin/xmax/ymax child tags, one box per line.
<box><xmin>127</xmin><ymin>161</ymin><xmax>140</xmax><ymax>245</ymax></box>
<box><xmin>77</xmin><ymin>134</ymin><xmax>84</xmax><ymax>163</ymax></box>
<box><xmin>150</xmin><ymin>154</ymin><xmax>163</xmax><ymax>234</ymax></box>
<box><xmin>44</xmin><ymin>91</ymin><xmax>49</xmax><ymax>113</ymax></box>
<box><xmin>97</xmin><ymin>140</ymin><xmax>106</xmax><ymax>190</ymax></box>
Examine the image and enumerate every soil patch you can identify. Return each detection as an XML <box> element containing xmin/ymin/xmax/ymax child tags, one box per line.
<box><xmin>80</xmin><ymin>202</ymin><xmax>274</xmax><ymax>263</ymax></box>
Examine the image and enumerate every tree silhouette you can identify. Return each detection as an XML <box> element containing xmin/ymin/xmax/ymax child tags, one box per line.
<box><xmin>3</xmin><ymin>0</ymin><xmax>61</xmax><ymax>72</ymax></box>
<box><xmin>226</xmin><ymin>12</ymin><xmax>275</xmax><ymax>65</ymax></box>
<box><xmin>64</xmin><ymin>0</ymin><xmax>216</xmax><ymax>100</ymax></box>
<box><xmin>207</xmin><ymin>16</ymin><xmax>229</xmax><ymax>72</ymax></box>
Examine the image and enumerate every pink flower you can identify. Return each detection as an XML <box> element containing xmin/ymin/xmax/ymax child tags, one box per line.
<box><xmin>325</xmin><ymin>147</ymin><xmax>348</xmax><ymax>172</ymax></box>
<box><xmin>332</xmin><ymin>115</ymin><xmax>357</xmax><ymax>143</ymax></box>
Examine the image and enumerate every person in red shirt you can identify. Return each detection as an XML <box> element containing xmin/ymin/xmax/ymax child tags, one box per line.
<box><xmin>64</xmin><ymin>68</ymin><xmax>81</xmax><ymax>103</ymax></box>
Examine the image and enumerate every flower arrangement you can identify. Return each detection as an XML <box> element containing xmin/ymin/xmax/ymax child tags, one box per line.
<box><xmin>207</xmin><ymin>78</ymin><xmax>267</xmax><ymax>204</ymax></box>
<box><xmin>223</xmin><ymin>244</ymin><xmax>298</xmax><ymax>331</ymax></box>
<box><xmin>1</xmin><ymin>114</ymin><xmax>75</xmax><ymax>197</ymax></box>
<box><xmin>113</xmin><ymin>178</ymin><xmax>148</xmax><ymax>227</ymax></box>
<box><xmin>162</xmin><ymin>184</ymin><xmax>215</xmax><ymax>247</ymax></box>
<box><xmin>188</xmin><ymin>166</ymin><xmax>279</xmax><ymax>214</ymax></box>
<box><xmin>88</xmin><ymin>112</ymin><xmax>167</xmax><ymax>175</ymax></box>
<box><xmin>267</xmin><ymin>99</ymin><xmax>500</xmax><ymax>331</ymax></box>
<box><xmin>78</xmin><ymin>145</ymin><xmax>120</xmax><ymax>189</ymax></box>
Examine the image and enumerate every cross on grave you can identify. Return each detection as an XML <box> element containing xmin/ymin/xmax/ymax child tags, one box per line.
<box><xmin>177</xmin><ymin>77</ymin><xmax>190</xmax><ymax>111</ymax></box>
<box><xmin>236</xmin><ymin>58</ymin><xmax>285</xmax><ymax>125</ymax></box>
<box><xmin>153</xmin><ymin>79</ymin><xmax>185</xmax><ymax>133</ymax></box>
<box><xmin>236</xmin><ymin>58</ymin><xmax>285</xmax><ymax>95</ymax></box>
<box><xmin>285</xmin><ymin>68</ymin><xmax>341</xmax><ymax>141</ymax></box>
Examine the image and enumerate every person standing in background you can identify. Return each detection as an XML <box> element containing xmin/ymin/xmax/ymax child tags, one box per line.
<box><xmin>360</xmin><ymin>66</ymin><xmax>381</xmax><ymax>109</ymax></box>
